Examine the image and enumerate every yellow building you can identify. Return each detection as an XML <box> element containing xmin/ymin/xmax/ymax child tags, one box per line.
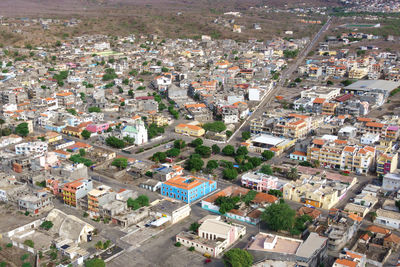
<box><xmin>377</xmin><ymin>153</ymin><xmax>399</xmax><ymax>176</ymax></box>
<box><xmin>175</xmin><ymin>124</ymin><xmax>205</xmax><ymax>137</ymax></box>
<box><xmin>62</xmin><ymin>126</ymin><xmax>83</xmax><ymax>139</ymax></box>
<box><xmin>348</xmin><ymin>68</ymin><xmax>368</xmax><ymax>79</ymax></box>
<box><xmin>283</xmin><ymin>174</ymin><xmax>357</xmax><ymax>209</ymax></box>
<box><xmin>45</xmin><ymin>131</ymin><xmax>62</xmax><ymax>143</ymax></box>
<box><xmin>147</xmin><ymin>114</ymin><xmax>169</xmax><ymax>127</ymax></box>
<box><xmin>318</xmin><ymin>51</ymin><xmax>337</xmax><ymax>56</ymax></box>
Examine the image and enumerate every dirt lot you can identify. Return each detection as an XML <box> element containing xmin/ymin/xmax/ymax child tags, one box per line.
<box><xmin>0</xmin><ymin>241</ymin><xmax>35</xmax><ymax>267</ymax></box>
<box><xmin>0</xmin><ymin>203</ymin><xmax>41</xmax><ymax>233</ymax></box>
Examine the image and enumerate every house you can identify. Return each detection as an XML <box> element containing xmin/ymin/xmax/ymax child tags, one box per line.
<box><xmin>176</xmin><ymin>217</ymin><xmax>246</xmax><ymax>257</ymax></box>
<box><xmin>175</xmin><ymin>124</ymin><xmax>205</xmax><ymax>137</ymax></box>
<box><xmin>240</xmin><ymin>172</ymin><xmax>279</xmax><ymax>192</ymax></box>
<box><xmin>153</xmin><ymin>165</ymin><xmax>183</xmax><ymax>181</ymax></box>
<box><xmin>383</xmin><ymin>173</ymin><xmax>400</xmax><ymax>191</ymax></box>
<box><xmin>290</xmin><ymin>151</ymin><xmax>308</xmax><ymax>161</ymax></box>
<box><xmin>374</xmin><ymin>208</ymin><xmax>400</xmax><ymax>229</ymax></box>
<box><xmin>139</xmin><ymin>179</ymin><xmax>162</xmax><ymax>192</ymax></box>
<box><xmin>333</xmin><ymin>250</ymin><xmax>366</xmax><ymax>267</ymax></box>
<box><xmin>18</xmin><ymin>191</ymin><xmax>53</xmax><ymax>215</ymax></box>
<box><xmin>161</xmin><ymin>175</ymin><xmax>217</xmax><ymax>204</ymax></box>
<box><xmin>201</xmin><ymin>186</ymin><xmax>278</xmax><ymax>225</ymax></box>
<box><xmin>86</xmin><ymin>123</ymin><xmax>109</xmax><ymax>133</ymax></box>
<box><xmin>15</xmin><ymin>141</ymin><xmax>48</xmax><ymax>156</ymax></box>
<box><xmin>62</xmin><ymin>178</ymin><xmax>93</xmax><ymax>207</ymax></box>
<box><xmin>376</xmin><ymin>153</ymin><xmax>398</xmax><ymax>175</ymax></box>
<box><xmin>121</xmin><ymin>119</ymin><xmax>148</xmax><ymax>145</ymax></box>
<box><xmin>247</xmin><ymin>232</ymin><xmax>328</xmax><ymax>267</ymax></box>
<box><xmin>151</xmin><ymin>199</ymin><xmax>191</xmax><ymax>225</ymax></box>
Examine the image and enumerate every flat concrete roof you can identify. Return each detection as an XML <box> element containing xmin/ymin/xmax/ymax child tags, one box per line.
<box><xmin>296</xmin><ymin>233</ymin><xmax>327</xmax><ymax>258</ymax></box>
<box><xmin>252</xmin><ymin>134</ymin><xmax>286</xmax><ymax>146</ymax></box>
<box><xmin>345</xmin><ymin>80</ymin><xmax>400</xmax><ymax>92</ymax></box>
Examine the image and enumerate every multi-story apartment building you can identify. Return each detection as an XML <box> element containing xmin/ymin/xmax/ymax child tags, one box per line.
<box><xmin>161</xmin><ymin>175</ymin><xmax>217</xmax><ymax>204</ymax></box>
<box><xmin>15</xmin><ymin>141</ymin><xmax>48</xmax><ymax>156</ymax></box>
<box><xmin>62</xmin><ymin>178</ymin><xmax>93</xmax><ymax>207</ymax></box>
<box><xmin>307</xmin><ymin>139</ymin><xmax>375</xmax><ymax>175</ymax></box>
<box><xmin>146</xmin><ymin>114</ymin><xmax>169</xmax><ymax>127</ymax></box>
<box><xmin>376</xmin><ymin>153</ymin><xmax>398</xmax><ymax>176</ymax></box>
<box><xmin>87</xmin><ymin>185</ymin><xmax>115</xmax><ymax>218</ymax></box>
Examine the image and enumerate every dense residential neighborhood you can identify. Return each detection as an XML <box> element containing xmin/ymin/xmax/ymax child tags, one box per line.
<box><xmin>1</xmin><ymin>1</ymin><xmax>400</xmax><ymax>267</ymax></box>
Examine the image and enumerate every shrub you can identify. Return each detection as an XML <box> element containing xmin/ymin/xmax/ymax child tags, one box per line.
<box><xmin>174</xmin><ymin>242</ymin><xmax>181</xmax><ymax>247</ymax></box>
<box><xmin>23</xmin><ymin>240</ymin><xmax>34</xmax><ymax>248</ymax></box>
<box><xmin>188</xmin><ymin>246</ymin><xmax>195</xmax><ymax>251</ymax></box>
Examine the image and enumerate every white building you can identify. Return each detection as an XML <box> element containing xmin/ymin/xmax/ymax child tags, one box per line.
<box><xmin>94</xmin><ymin>42</ymin><xmax>110</xmax><ymax>51</ymax></box>
<box><xmin>301</xmin><ymin>86</ymin><xmax>341</xmax><ymax>100</ymax></box>
<box><xmin>15</xmin><ymin>141</ymin><xmax>48</xmax><ymax>156</ymax></box>
<box><xmin>374</xmin><ymin>208</ymin><xmax>400</xmax><ymax>229</ymax></box>
<box><xmin>121</xmin><ymin>119</ymin><xmax>148</xmax><ymax>145</ymax></box>
<box><xmin>360</xmin><ymin>133</ymin><xmax>380</xmax><ymax>145</ymax></box>
<box><xmin>382</xmin><ymin>173</ymin><xmax>400</xmax><ymax>191</ymax></box>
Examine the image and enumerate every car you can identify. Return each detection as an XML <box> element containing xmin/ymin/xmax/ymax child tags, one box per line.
<box><xmin>304</xmin><ymin>204</ymin><xmax>315</xmax><ymax>209</ymax></box>
<box><xmin>349</xmin><ymin>198</ymin><xmax>354</xmax><ymax>202</ymax></box>
<box><xmin>204</xmin><ymin>259</ymin><xmax>212</xmax><ymax>264</ymax></box>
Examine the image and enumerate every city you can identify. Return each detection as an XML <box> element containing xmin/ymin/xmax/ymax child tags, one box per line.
<box><xmin>0</xmin><ymin>0</ymin><xmax>400</xmax><ymax>267</ymax></box>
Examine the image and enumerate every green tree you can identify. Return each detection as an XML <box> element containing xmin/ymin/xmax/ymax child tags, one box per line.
<box><xmin>190</xmin><ymin>138</ymin><xmax>203</xmax><ymax>147</ymax></box>
<box><xmin>79</xmin><ymin>148</ymin><xmax>86</xmax><ymax>157</ymax></box>
<box><xmin>195</xmin><ymin>145</ymin><xmax>211</xmax><ymax>158</ymax></box>
<box><xmin>203</xmin><ymin>121</ymin><xmax>226</xmax><ymax>132</ymax></box>
<box><xmin>166</xmin><ymin>148</ymin><xmax>180</xmax><ymax>157</ymax></box>
<box><xmin>248</xmin><ymin>157</ymin><xmax>262</xmax><ymax>168</ymax></box>
<box><xmin>66</xmin><ymin>108</ymin><xmax>77</xmax><ymax>115</ymax></box>
<box><xmin>395</xmin><ymin>200</ymin><xmax>400</xmax><ymax>210</ymax></box>
<box><xmin>268</xmin><ymin>189</ymin><xmax>283</xmax><ymax>198</ymax></box>
<box><xmin>222</xmin><ymin>145</ymin><xmax>235</xmax><ymax>156</ymax></box>
<box><xmin>40</xmin><ymin>221</ymin><xmax>53</xmax><ymax>230</ymax></box>
<box><xmin>223</xmin><ymin>248</ymin><xmax>253</xmax><ymax>267</ymax></box>
<box><xmin>23</xmin><ymin>240</ymin><xmax>34</xmax><ymax>248</ymax></box>
<box><xmin>206</xmin><ymin>160</ymin><xmax>219</xmax><ymax>171</ymax></box>
<box><xmin>241</xmin><ymin>131</ymin><xmax>251</xmax><ymax>141</ymax></box>
<box><xmin>106</xmin><ymin>136</ymin><xmax>125</xmax><ymax>149</ymax></box>
<box><xmin>287</xmin><ymin>167</ymin><xmax>299</xmax><ymax>180</ymax></box>
<box><xmin>261</xmin><ymin>150</ymin><xmax>274</xmax><ymax>161</ymax></box>
<box><xmin>85</xmin><ymin>258</ymin><xmax>106</xmax><ymax>267</ymax></box>
<box><xmin>211</xmin><ymin>144</ymin><xmax>220</xmax><ymax>154</ymax></box>
<box><xmin>226</xmin><ymin>130</ymin><xmax>233</xmax><ymax>138</ymax></box>
<box><xmin>15</xmin><ymin>122</ymin><xmax>29</xmax><ymax>137</ymax></box>
<box><xmin>260</xmin><ymin>164</ymin><xmax>273</xmax><ymax>175</ymax></box>
<box><xmin>189</xmin><ymin>222</ymin><xmax>200</xmax><ymax>232</ymax></box>
<box><xmin>88</xmin><ymin>106</ymin><xmax>101</xmax><ymax>113</ymax></box>
<box><xmin>185</xmin><ymin>155</ymin><xmax>204</xmax><ymax>171</ymax></box>
<box><xmin>152</xmin><ymin>151</ymin><xmax>167</xmax><ymax>162</ymax></box>
<box><xmin>136</xmin><ymin>195</ymin><xmax>149</xmax><ymax>206</ymax></box>
<box><xmin>81</xmin><ymin>130</ymin><xmax>92</xmax><ymax>140</ymax></box>
<box><xmin>223</xmin><ymin>168</ymin><xmax>238</xmax><ymax>180</ymax></box>
<box><xmin>236</xmin><ymin>146</ymin><xmax>248</xmax><ymax>156</ymax></box>
<box><xmin>112</xmin><ymin>158</ymin><xmax>128</xmax><ymax>169</ymax></box>
<box><xmin>261</xmin><ymin>203</ymin><xmax>295</xmax><ymax>231</ymax></box>
<box><xmin>174</xmin><ymin>139</ymin><xmax>186</xmax><ymax>149</ymax></box>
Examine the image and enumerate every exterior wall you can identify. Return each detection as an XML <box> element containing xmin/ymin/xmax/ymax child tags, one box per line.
<box><xmin>374</xmin><ymin>216</ymin><xmax>400</xmax><ymax>229</ymax></box>
<box><xmin>171</xmin><ymin>204</ymin><xmax>191</xmax><ymax>224</ymax></box>
<box><xmin>161</xmin><ymin>180</ymin><xmax>217</xmax><ymax>204</ymax></box>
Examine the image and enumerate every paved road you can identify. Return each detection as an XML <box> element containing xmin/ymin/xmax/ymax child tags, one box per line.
<box><xmin>228</xmin><ymin>17</ymin><xmax>333</xmax><ymax>141</ymax></box>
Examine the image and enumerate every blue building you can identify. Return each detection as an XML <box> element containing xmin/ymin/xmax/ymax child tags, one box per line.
<box><xmin>161</xmin><ymin>175</ymin><xmax>217</xmax><ymax>204</ymax></box>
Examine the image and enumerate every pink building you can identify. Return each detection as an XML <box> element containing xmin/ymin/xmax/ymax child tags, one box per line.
<box><xmin>241</xmin><ymin>172</ymin><xmax>279</xmax><ymax>192</ymax></box>
<box><xmin>86</xmin><ymin>123</ymin><xmax>109</xmax><ymax>133</ymax></box>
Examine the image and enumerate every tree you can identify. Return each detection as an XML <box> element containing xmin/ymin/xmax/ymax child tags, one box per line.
<box><xmin>203</xmin><ymin>121</ymin><xmax>226</xmax><ymax>132</ymax></box>
<box><xmin>23</xmin><ymin>240</ymin><xmax>34</xmax><ymax>248</ymax></box>
<box><xmin>185</xmin><ymin>155</ymin><xmax>204</xmax><ymax>171</ymax></box>
<box><xmin>0</xmin><ymin>119</ymin><xmax>5</xmax><ymax>133</ymax></box>
<box><xmin>85</xmin><ymin>258</ymin><xmax>106</xmax><ymax>267</ymax></box>
<box><xmin>123</xmin><ymin>136</ymin><xmax>135</xmax><ymax>145</ymax></box>
<box><xmin>226</xmin><ymin>130</ymin><xmax>233</xmax><ymax>138</ymax></box>
<box><xmin>268</xmin><ymin>189</ymin><xmax>283</xmax><ymax>198</ymax></box>
<box><xmin>79</xmin><ymin>148</ymin><xmax>86</xmax><ymax>157</ymax></box>
<box><xmin>223</xmin><ymin>248</ymin><xmax>253</xmax><ymax>267</ymax></box>
<box><xmin>40</xmin><ymin>221</ymin><xmax>53</xmax><ymax>230</ymax></box>
<box><xmin>166</xmin><ymin>148</ymin><xmax>180</xmax><ymax>157</ymax></box>
<box><xmin>189</xmin><ymin>222</ymin><xmax>200</xmax><ymax>232</ymax></box>
<box><xmin>112</xmin><ymin>158</ymin><xmax>128</xmax><ymax>169</ymax></box>
<box><xmin>174</xmin><ymin>139</ymin><xmax>186</xmax><ymax>149</ymax></box>
<box><xmin>261</xmin><ymin>203</ymin><xmax>295</xmax><ymax>231</ymax></box>
<box><xmin>152</xmin><ymin>152</ymin><xmax>167</xmax><ymax>162</ymax></box>
<box><xmin>287</xmin><ymin>167</ymin><xmax>299</xmax><ymax>180</ymax></box>
<box><xmin>88</xmin><ymin>106</ymin><xmax>101</xmax><ymax>113</ymax></box>
<box><xmin>190</xmin><ymin>138</ymin><xmax>203</xmax><ymax>147</ymax></box>
<box><xmin>136</xmin><ymin>195</ymin><xmax>149</xmax><ymax>206</ymax></box>
<box><xmin>241</xmin><ymin>131</ymin><xmax>251</xmax><ymax>141</ymax></box>
<box><xmin>106</xmin><ymin>136</ymin><xmax>125</xmax><ymax>149</ymax></box>
<box><xmin>222</xmin><ymin>145</ymin><xmax>235</xmax><ymax>156</ymax></box>
<box><xmin>223</xmin><ymin>168</ymin><xmax>238</xmax><ymax>180</ymax></box>
<box><xmin>81</xmin><ymin>130</ymin><xmax>92</xmax><ymax>140</ymax></box>
<box><xmin>195</xmin><ymin>145</ymin><xmax>211</xmax><ymax>158</ymax></box>
<box><xmin>212</xmin><ymin>144</ymin><xmax>220</xmax><ymax>154</ymax></box>
<box><xmin>261</xmin><ymin>150</ymin><xmax>274</xmax><ymax>161</ymax></box>
<box><xmin>248</xmin><ymin>157</ymin><xmax>262</xmax><ymax>168</ymax></box>
<box><xmin>206</xmin><ymin>160</ymin><xmax>219</xmax><ymax>171</ymax></box>
<box><xmin>260</xmin><ymin>164</ymin><xmax>273</xmax><ymax>175</ymax></box>
<box><xmin>395</xmin><ymin>200</ymin><xmax>400</xmax><ymax>210</ymax></box>
<box><xmin>15</xmin><ymin>122</ymin><xmax>29</xmax><ymax>137</ymax></box>
<box><xmin>236</xmin><ymin>146</ymin><xmax>248</xmax><ymax>156</ymax></box>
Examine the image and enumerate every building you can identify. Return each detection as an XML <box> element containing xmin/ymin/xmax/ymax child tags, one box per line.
<box><xmin>161</xmin><ymin>175</ymin><xmax>217</xmax><ymax>204</ymax></box>
<box><xmin>283</xmin><ymin>174</ymin><xmax>357</xmax><ymax>209</ymax></box>
<box><xmin>87</xmin><ymin>185</ymin><xmax>115</xmax><ymax>218</ymax></box>
<box><xmin>151</xmin><ymin>199</ymin><xmax>191</xmax><ymax>225</ymax></box>
<box><xmin>121</xmin><ymin>119</ymin><xmax>148</xmax><ymax>145</ymax></box>
<box><xmin>86</xmin><ymin>123</ymin><xmax>109</xmax><ymax>133</ymax></box>
<box><xmin>201</xmin><ymin>186</ymin><xmax>278</xmax><ymax>225</ymax></box>
<box><xmin>15</xmin><ymin>142</ymin><xmax>48</xmax><ymax>156</ymax></box>
<box><xmin>176</xmin><ymin>217</ymin><xmax>246</xmax><ymax>257</ymax></box>
<box><xmin>246</xmin><ymin>134</ymin><xmax>295</xmax><ymax>156</ymax></box>
<box><xmin>153</xmin><ymin>165</ymin><xmax>184</xmax><ymax>181</ymax></box>
<box><xmin>382</xmin><ymin>173</ymin><xmax>400</xmax><ymax>191</ymax></box>
<box><xmin>374</xmin><ymin>208</ymin><xmax>400</xmax><ymax>229</ymax></box>
<box><xmin>247</xmin><ymin>232</ymin><xmax>328</xmax><ymax>267</ymax></box>
<box><xmin>62</xmin><ymin>178</ymin><xmax>93</xmax><ymax>207</ymax></box>
<box><xmin>146</xmin><ymin>114</ymin><xmax>169</xmax><ymax>127</ymax></box>
<box><xmin>376</xmin><ymin>153</ymin><xmax>398</xmax><ymax>175</ymax></box>
<box><xmin>343</xmin><ymin>80</ymin><xmax>400</xmax><ymax>96</ymax></box>
<box><xmin>18</xmin><ymin>191</ymin><xmax>53</xmax><ymax>215</ymax></box>
<box><xmin>333</xmin><ymin>250</ymin><xmax>367</xmax><ymax>267</ymax></box>
<box><xmin>175</xmin><ymin>124</ymin><xmax>205</xmax><ymax>137</ymax></box>
<box><xmin>241</xmin><ymin>172</ymin><xmax>279</xmax><ymax>192</ymax></box>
